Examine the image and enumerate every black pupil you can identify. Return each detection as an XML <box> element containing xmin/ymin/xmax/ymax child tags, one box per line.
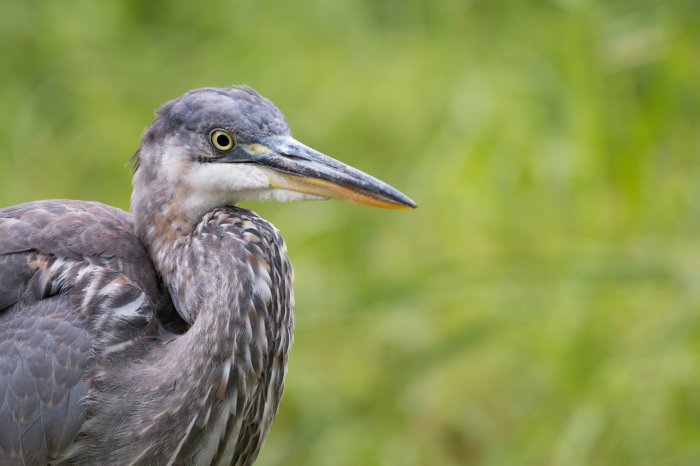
<box><xmin>216</xmin><ymin>133</ymin><xmax>230</xmax><ymax>148</ymax></box>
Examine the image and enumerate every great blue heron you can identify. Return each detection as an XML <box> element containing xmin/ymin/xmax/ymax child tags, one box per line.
<box><xmin>0</xmin><ymin>86</ymin><xmax>415</xmax><ymax>465</ymax></box>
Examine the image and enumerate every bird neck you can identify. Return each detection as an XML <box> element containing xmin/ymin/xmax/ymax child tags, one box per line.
<box><xmin>135</xmin><ymin>207</ymin><xmax>215</xmax><ymax>326</ymax></box>
<box><xmin>131</xmin><ymin>183</ymin><xmax>199</xmax><ymax>249</ymax></box>
<box><xmin>130</xmin><ymin>141</ymin><xmax>230</xmax><ymax>245</ymax></box>
<box><xmin>146</xmin><ymin>207</ymin><xmax>293</xmax><ymax>436</ymax></box>
<box><xmin>130</xmin><ymin>147</ymin><xmax>293</xmax><ymax>362</ymax></box>
<box><xmin>135</xmin><ymin>200</ymin><xmax>292</xmax><ymax>348</ymax></box>
<box><xmin>81</xmin><ymin>207</ymin><xmax>292</xmax><ymax>466</ymax></box>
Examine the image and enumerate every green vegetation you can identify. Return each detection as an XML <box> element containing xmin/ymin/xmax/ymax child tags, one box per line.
<box><xmin>2</xmin><ymin>1</ymin><xmax>699</xmax><ymax>464</ymax></box>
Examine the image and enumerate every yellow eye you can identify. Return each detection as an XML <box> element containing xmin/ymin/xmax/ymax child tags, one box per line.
<box><xmin>210</xmin><ymin>130</ymin><xmax>235</xmax><ymax>151</ymax></box>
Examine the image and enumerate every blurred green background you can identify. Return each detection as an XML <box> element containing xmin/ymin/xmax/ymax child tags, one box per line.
<box><xmin>2</xmin><ymin>1</ymin><xmax>700</xmax><ymax>464</ymax></box>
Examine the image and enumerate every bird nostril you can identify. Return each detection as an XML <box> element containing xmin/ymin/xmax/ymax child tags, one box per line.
<box><xmin>281</xmin><ymin>152</ymin><xmax>307</xmax><ymax>161</ymax></box>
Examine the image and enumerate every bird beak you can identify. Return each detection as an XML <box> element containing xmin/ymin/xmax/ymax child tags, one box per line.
<box><xmin>240</xmin><ymin>136</ymin><xmax>417</xmax><ymax>210</ymax></box>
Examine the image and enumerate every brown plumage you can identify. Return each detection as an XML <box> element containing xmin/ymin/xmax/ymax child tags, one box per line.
<box><xmin>0</xmin><ymin>86</ymin><xmax>415</xmax><ymax>465</ymax></box>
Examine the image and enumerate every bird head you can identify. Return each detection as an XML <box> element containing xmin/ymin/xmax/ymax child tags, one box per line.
<box><xmin>131</xmin><ymin>86</ymin><xmax>415</xmax><ymax>226</ymax></box>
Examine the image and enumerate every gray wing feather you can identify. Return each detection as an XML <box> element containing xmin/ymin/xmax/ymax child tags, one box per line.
<box><xmin>0</xmin><ymin>200</ymin><xmax>163</xmax><ymax>465</ymax></box>
<box><xmin>0</xmin><ymin>296</ymin><xmax>93</xmax><ymax>465</ymax></box>
<box><xmin>0</xmin><ymin>200</ymin><xmax>143</xmax><ymax>260</ymax></box>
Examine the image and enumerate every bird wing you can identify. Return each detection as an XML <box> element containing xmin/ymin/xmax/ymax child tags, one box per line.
<box><xmin>0</xmin><ymin>200</ymin><xmax>163</xmax><ymax>465</ymax></box>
